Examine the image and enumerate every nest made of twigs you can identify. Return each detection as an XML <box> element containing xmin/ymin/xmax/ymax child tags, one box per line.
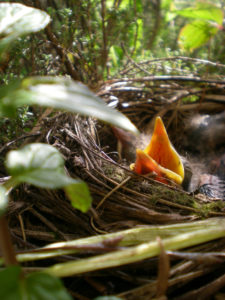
<box><xmin>5</xmin><ymin>75</ymin><xmax>225</xmax><ymax>299</ymax></box>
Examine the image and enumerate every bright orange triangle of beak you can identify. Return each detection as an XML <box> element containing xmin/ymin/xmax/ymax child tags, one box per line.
<box><xmin>131</xmin><ymin>116</ymin><xmax>184</xmax><ymax>185</ymax></box>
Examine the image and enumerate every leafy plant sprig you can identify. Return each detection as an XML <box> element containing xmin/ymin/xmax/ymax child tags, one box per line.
<box><xmin>0</xmin><ymin>3</ymin><xmax>137</xmax><ymax>299</ymax></box>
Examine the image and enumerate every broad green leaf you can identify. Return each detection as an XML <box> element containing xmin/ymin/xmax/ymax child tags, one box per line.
<box><xmin>6</xmin><ymin>143</ymin><xmax>66</xmax><ymax>188</ymax></box>
<box><xmin>6</xmin><ymin>143</ymin><xmax>92</xmax><ymax>212</ymax></box>
<box><xmin>64</xmin><ymin>181</ymin><xmax>92</xmax><ymax>213</ymax></box>
<box><xmin>6</xmin><ymin>143</ymin><xmax>77</xmax><ymax>189</ymax></box>
<box><xmin>26</xmin><ymin>272</ymin><xmax>72</xmax><ymax>300</ymax></box>
<box><xmin>178</xmin><ymin>20</ymin><xmax>218</xmax><ymax>51</ymax></box>
<box><xmin>0</xmin><ymin>266</ymin><xmax>21</xmax><ymax>300</ymax></box>
<box><xmin>0</xmin><ymin>186</ymin><xmax>8</xmax><ymax>216</ymax></box>
<box><xmin>0</xmin><ymin>267</ymin><xmax>72</xmax><ymax>300</ymax></box>
<box><xmin>174</xmin><ymin>3</ymin><xmax>223</xmax><ymax>24</ymax></box>
<box><xmin>0</xmin><ymin>3</ymin><xmax>50</xmax><ymax>53</ymax></box>
<box><xmin>0</xmin><ymin>76</ymin><xmax>139</xmax><ymax>135</ymax></box>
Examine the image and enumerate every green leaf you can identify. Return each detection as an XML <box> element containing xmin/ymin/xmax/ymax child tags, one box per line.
<box><xmin>26</xmin><ymin>272</ymin><xmax>72</xmax><ymax>300</ymax></box>
<box><xmin>0</xmin><ymin>3</ymin><xmax>50</xmax><ymax>53</ymax></box>
<box><xmin>0</xmin><ymin>186</ymin><xmax>8</xmax><ymax>217</ymax></box>
<box><xmin>0</xmin><ymin>267</ymin><xmax>72</xmax><ymax>300</ymax></box>
<box><xmin>174</xmin><ymin>3</ymin><xmax>223</xmax><ymax>24</ymax></box>
<box><xmin>109</xmin><ymin>46</ymin><xmax>123</xmax><ymax>67</ymax></box>
<box><xmin>0</xmin><ymin>266</ymin><xmax>21</xmax><ymax>300</ymax></box>
<box><xmin>6</xmin><ymin>143</ymin><xmax>65</xmax><ymax>188</ymax></box>
<box><xmin>0</xmin><ymin>76</ymin><xmax>139</xmax><ymax>135</ymax></box>
<box><xmin>6</xmin><ymin>143</ymin><xmax>92</xmax><ymax>212</ymax></box>
<box><xmin>64</xmin><ymin>181</ymin><xmax>92</xmax><ymax>213</ymax></box>
<box><xmin>6</xmin><ymin>143</ymin><xmax>76</xmax><ymax>189</ymax></box>
<box><xmin>0</xmin><ymin>79</ymin><xmax>22</xmax><ymax>117</ymax></box>
<box><xmin>178</xmin><ymin>20</ymin><xmax>218</xmax><ymax>51</ymax></box>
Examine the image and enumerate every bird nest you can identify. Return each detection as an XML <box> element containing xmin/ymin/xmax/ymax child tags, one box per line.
<box><xmin>6</xmin><ymin>75</ymin><xmax>225</xmax><ymax>299</ymax></box>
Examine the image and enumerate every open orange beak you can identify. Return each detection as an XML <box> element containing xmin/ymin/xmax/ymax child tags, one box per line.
<box><xmin>131</xmin><ymin>117</ymin><xmax>184</xmax><ymax>185</ymax></box>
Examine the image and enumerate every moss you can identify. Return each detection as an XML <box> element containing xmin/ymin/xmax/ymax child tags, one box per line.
<box><xmin>101</xmin><ymin>163</ymin><xmax>225</xmax><ymax>218</ymax></box>
<box><xmin>150</xmin><ymin>185</ymin><xmax>196</xmax><ymax>207</ymax></box>
<box><xmin>197</xmin><ymin>201</ymin><xmax>225</xmax><ymax>217</ymax></box>
<box><xmin>102</xmin><ymin>164</ymin><xmax>127</xmax><ymax>182</ymax></box>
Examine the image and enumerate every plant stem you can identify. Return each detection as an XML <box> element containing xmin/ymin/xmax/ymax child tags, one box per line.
<box><xmin>0</xmin><ymin>215</ymin><xmax>18</xmax><ymax>266</ymax></box>
<box><xmin>45</xmin><ymin>221</ymin><xmax>225</xmax><ymax>277</ymax></box>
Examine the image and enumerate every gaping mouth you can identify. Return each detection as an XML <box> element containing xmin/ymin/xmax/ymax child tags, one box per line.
<box><xmin>131</xmin><ymin>116</ymin><xmax>184</xmax><ymax>185</ymax></box>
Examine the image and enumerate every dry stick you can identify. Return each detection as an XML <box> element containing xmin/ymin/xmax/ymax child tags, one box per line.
<box><xmin>107</xmin><ymin>75</ymin><xmax>225</xmax><ymax>84</ymax></box>
<box><xmin>121</xmin><ymin>43</ymin><xmax>153</xmax><ymax>76</ymax></box>
<box><xmin>11</xmin><ymin>228</ymin><xmax>56</xmax><ymax>242</ymax></box>
<box><xmin>167</xmin><ymin>251</ymin><xmax>225</xmax><ymax>263</ymax></box>
<box><xmin>96</xmin><ymin>176</ymin><xmax>131</xmax><ymax>210</ymax></box>
<box><xmin>139</xmin><ymin>56</ymin><xmax>225</xmax><ymax>69</ymax></box>
<box><xmin>121</xmin><ymin>57</ymin><xmax>225</xmax><ymax>76</ymax></box>
<box><xmin>118</xmin><ymin>268</ymin><xmax>212</xmax><ymax>299</ymax></box>
<box><xmin>87</xmin><ymin>171</ymin><xmax>117</xmax><ymax>234</ymax></box>
<box><xmin>178</xmin><ymin>102</ymin><xmax>225</xmax><ymax>111</ymax></box>
<box><xmin>18</xmin><ymin>214</ymin><xmax>26</xmax><ymax>243</ymax></box>
<box><xmin>90</xmin><ymin>217</ymin><xmax>108</xmax><ymax>235</ymax></box>
<box><xmin>177</xmin><ymin>273</ymin><xmax>225</xmax><ymax>300</ymax></box>
<box><xmin>29</xmin><ymin>208</ymin><xmax>68</xmax><ymax>241</ymax></box>
<box><xmin>0</xmin><ymin>133</ymin><xmax>41</xmax><ymax>154</ymax></box>
<box><xmin>74</xmin><ymin>122</ymin><xmax>95</xmax><ymax>170</ymax></box>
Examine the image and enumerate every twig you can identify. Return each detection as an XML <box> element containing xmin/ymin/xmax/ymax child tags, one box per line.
<box><xmin>96</xmin><ymin>176</ymin><xmax>131</xmax><ymax>209</ymax></box>
<box><xmin>107</xmin><ymin>75</ymin><xmax>225</xmax><ymax>85</ymax></box>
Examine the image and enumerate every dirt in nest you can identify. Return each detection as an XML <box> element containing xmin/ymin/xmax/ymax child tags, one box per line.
<box><xmin>3</xmin><ymin>76</ymin><xmax>225</xmax><ymax>299</ymax></box>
